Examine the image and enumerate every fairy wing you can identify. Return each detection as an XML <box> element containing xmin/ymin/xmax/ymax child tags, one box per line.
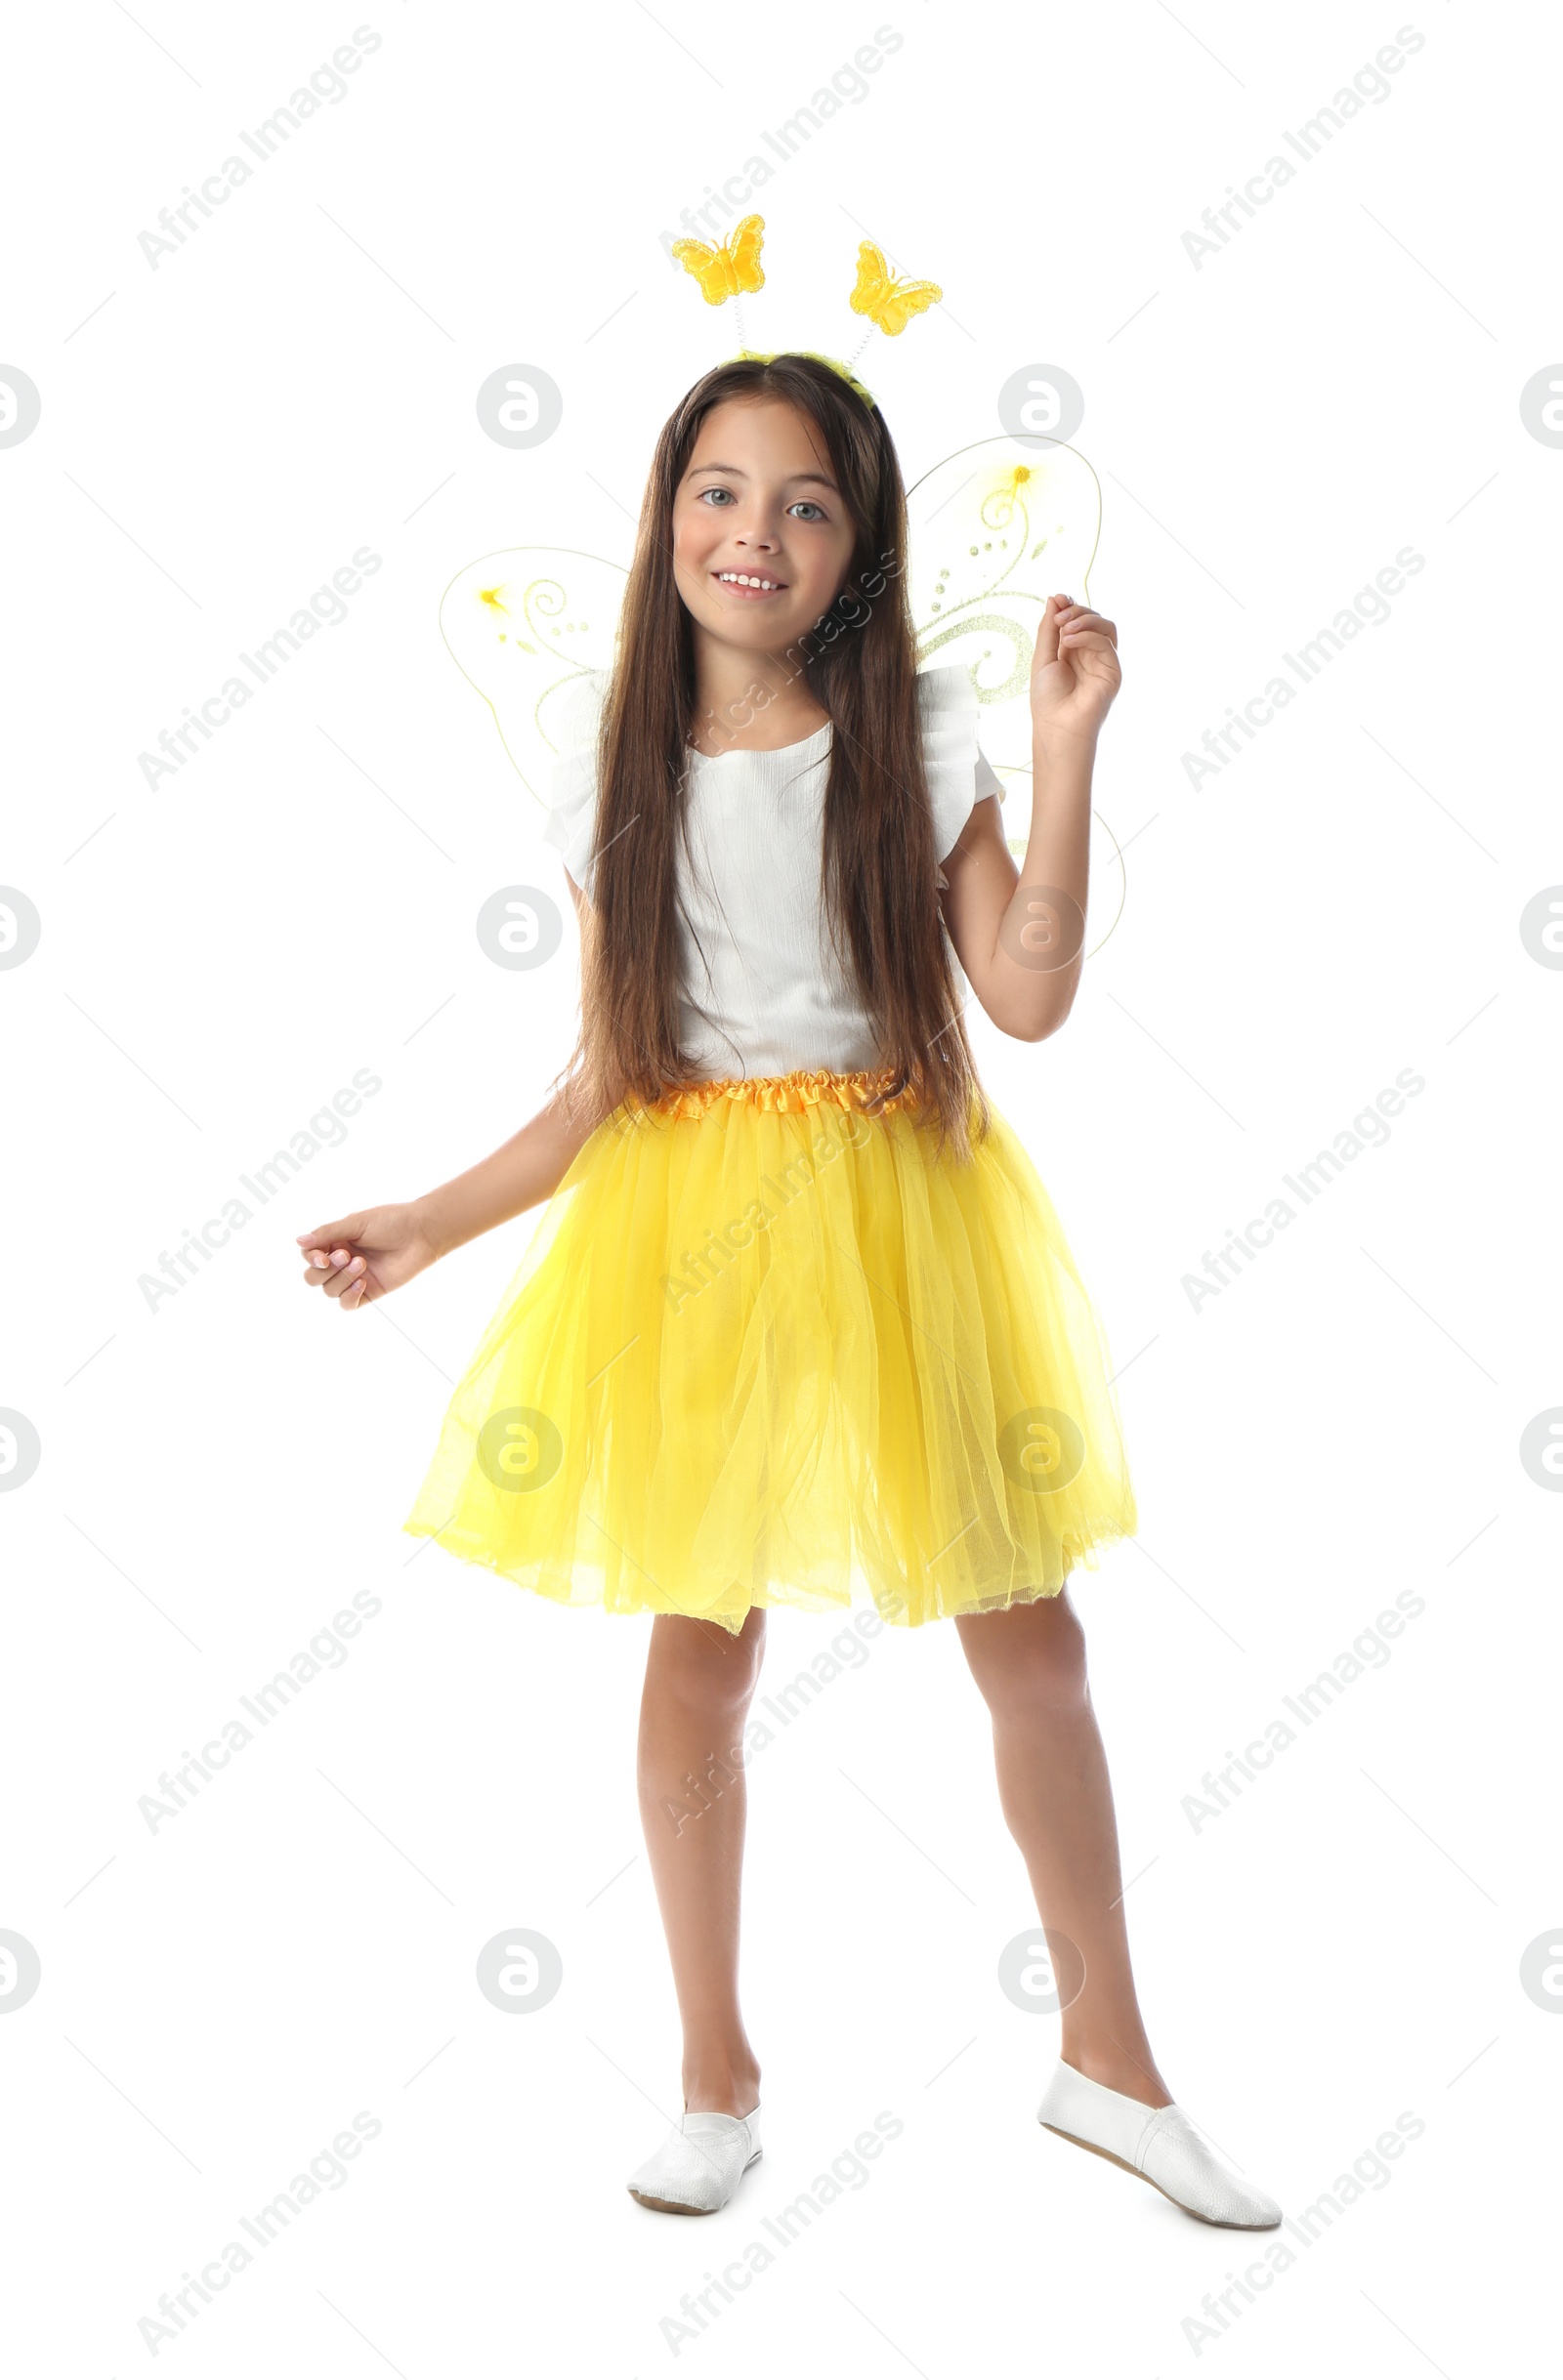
<box><xmin>908</xmin><ymin>434</ymin><xmax>1102</xmax><ymax>772</ymax></box>
<box><xmin>438</xmin><ymin>545</ymin><xmax>628</xmax><ymax>812</ymax></box>
<box><xmin>908</xmin><ymin>434</ymin><xmax>1122</xmax><ymax>946</ymax></box>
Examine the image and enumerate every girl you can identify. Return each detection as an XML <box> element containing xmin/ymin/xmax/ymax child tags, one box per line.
<box><xmin>298</xmin><ymin>353</ymin><xmax>1281</xmax><ymax>2231</ymax></box>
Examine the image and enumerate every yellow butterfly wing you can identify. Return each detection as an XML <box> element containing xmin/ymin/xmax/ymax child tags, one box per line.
<box><xmin>670</xmin><ymin>236</ymin><xmax>719</xmax><ymax>297</ymax></box>
<box><xmin>848</xmin><ymin>240</ymin><xmax>942</xmax><ymax>335</ymax></box>
<box><xmin>877</xmin><ymin>278</ymin><xmax>942</xmax><ymax>336</ymax></box>
<box><xmin>726</xmin><ymin>214</ymin><xmax>765</xmax><ymax>294</ymax></box>
<box><xmin>673</xmin><ymin>213</ymin><xmax>766</xmax><ymax>305</ymax></box>
<box><xmin>849</xmin><ymin>241</ymin><xmax>892</xmax><ymax>319</ymax></box>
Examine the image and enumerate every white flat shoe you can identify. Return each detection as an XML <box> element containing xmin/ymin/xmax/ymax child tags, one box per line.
<box><xmin>1037</xmin><ymin>2059</ymin><xmax>1282</xmax><ymax>2230</ymax></box>
<box><xmin>627</xmin><ymin>2105</ymin><xmax>762</xmax><ymax>2215</ymax></box>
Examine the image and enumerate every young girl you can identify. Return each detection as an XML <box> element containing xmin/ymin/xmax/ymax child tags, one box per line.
<box><xmin>298</xmin><ymin>352</ymin><xmax>1281</xmax><ymax>2231</ymax></box>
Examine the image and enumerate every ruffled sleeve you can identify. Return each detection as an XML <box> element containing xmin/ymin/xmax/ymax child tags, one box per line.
<box><xmin>542</xmin><ymin>669</ymin><xmax>611</xmax><ymax>898</ymax></box>
<box><xmin>917</xmin><ymin>663</ymin><xmax>1004</xmax><ymax>880</ymax></box>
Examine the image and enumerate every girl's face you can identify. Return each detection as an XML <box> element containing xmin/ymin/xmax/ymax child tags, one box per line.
<box><xmin>671</xmin><ymin>397</ymin><xmax>858</xmax><ymax>653</ymax></box>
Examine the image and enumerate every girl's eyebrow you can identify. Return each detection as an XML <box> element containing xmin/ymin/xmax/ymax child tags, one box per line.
<box><xmin>685</xmin><ymin>462</ymin><xmax>839</xmax><ymax>491</ymax></box>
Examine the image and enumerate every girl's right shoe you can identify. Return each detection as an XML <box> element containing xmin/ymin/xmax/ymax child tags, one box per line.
<box><xmin>627</xmin><ymin>2105</ymin><xmax>762</xmax><ymax>2215</ymax></box>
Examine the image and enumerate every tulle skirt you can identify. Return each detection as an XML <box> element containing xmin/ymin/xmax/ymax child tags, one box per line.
<box><xmin>401</xmin><ymin>1068</ymin><xmax>1138</xmax><ymax>1633</ymax></box>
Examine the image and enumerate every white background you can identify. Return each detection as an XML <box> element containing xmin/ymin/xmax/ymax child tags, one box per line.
<box><xmin>2</xmin><ymin>0</ymin><xmax>1558</xmax><ymax>2370</ymax></box>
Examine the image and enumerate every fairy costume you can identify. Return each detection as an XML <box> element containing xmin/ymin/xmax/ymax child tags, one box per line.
<box><xmin>401</xmin><ymin>221</ymin><xmax>1138</xmax><ymax>1632</ymax></box>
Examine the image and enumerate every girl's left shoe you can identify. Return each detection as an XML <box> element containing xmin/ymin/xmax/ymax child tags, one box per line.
<box><xmin>627</xmin><ymin>2106</ymin><xmax>762</xmax><ymax>2215</ymax></box>
<box><xmin>1037</xmin><ymin>2059</ymin><xmax>1282</xmax><ymax>2229</ymax></box>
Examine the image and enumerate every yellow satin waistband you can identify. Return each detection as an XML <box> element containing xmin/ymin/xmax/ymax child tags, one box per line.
<box><xmin>625</xmin><ymin>1066</ymin><xmax>919</xmax><ymax>1119</ymax></box>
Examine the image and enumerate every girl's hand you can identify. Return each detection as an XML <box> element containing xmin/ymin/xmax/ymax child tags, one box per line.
<box><xmin>1030</xmin><ymin>594</ymin><xmax>1120</xmax><ymax>753</ymax></box>
<box><xmin>296</xmin><ymin>1204</ymin><xmax>439</xmax><ymax>1312</ymax></box>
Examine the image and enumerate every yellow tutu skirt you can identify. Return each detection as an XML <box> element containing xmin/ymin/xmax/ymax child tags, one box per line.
<box><xmin>402</xmin><ymin>1068</ymin><xmax>1137</xmax><ymax>1634</ymax></box>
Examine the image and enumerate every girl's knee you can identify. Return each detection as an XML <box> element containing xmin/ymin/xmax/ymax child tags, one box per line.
<box><xmin>958</xmin><ymin>1593</ymin><xmax>1088</xmax><ymax>1710</ymax></box>
<box><xmin>649</xmin><ymin>1610</ymin><xmax>766</xmax><ymax>1709</ymax></box>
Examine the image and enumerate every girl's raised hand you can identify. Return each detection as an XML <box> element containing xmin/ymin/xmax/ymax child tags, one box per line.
<box><xmin>296</xmin><ymin>1204</ymin><xmax>439</xmax><ymax>1312</ymax></box>
<box><xmin>1030</xmin><ymin>593</ymin><xmax>1121</xmax><ymax>751</ymax></box>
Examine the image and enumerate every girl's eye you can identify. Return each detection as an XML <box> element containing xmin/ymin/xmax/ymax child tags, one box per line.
<box><xmin>692</xmin><ymin>487</ymin><xmax>828</xmax><ymax>520</ymax></box>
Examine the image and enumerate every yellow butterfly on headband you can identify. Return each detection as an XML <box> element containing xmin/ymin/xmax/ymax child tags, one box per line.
<box><xmin>671</xmin><ymin>214</ymin><xmax>766</xmax><ymax>306</ymax></box>
<box><xmin>849</xmin><ymin>241</ymin><xmax>942</xmax><ymax>337</ymax></box>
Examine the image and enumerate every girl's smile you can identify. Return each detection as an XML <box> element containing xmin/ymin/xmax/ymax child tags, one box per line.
<box><xmin>711</xmin><ymin>568</ymin><xmax>787</xmax><ymax>599</ymax></box>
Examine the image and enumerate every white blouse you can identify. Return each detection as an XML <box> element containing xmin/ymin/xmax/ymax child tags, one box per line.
<box><xmin>542</xmin><ymin>661</ymin><xmax>1003</xmax><ymax>1079</ymax></box>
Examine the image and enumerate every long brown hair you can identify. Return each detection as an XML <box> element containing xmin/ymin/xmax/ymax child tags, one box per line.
<box><xmin>555</xmin><ymin>352</ymin><xmax>990</xmax><ymax>1163</ymax></box>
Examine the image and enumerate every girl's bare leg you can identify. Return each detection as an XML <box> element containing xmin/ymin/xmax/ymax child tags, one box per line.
<box><xmin>955</xmin><ymin>1587</ymin><xmax>1172</xmax><ymax>2109</ymax></box>
<box><xmin>636</xmin><ymin>1607</ymin><xmax>767</xmax><ymax>2117</ymax></box>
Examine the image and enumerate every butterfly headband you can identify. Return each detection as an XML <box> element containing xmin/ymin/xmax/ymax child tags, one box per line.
<box><xmin>669</xmin><ymin>215</ymin><xmax>942</xmax><ymax>409</ymax></box>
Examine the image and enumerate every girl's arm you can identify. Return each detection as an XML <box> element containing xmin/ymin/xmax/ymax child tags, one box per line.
<box><xmin>297</xmin><ymin>1086</ymin><xmax>600</xmax><ymax>1311</ymax></box>
<box><xmin>939</xmin><ymin>595</ymin><xmax>1120</xmax><ymax>1044</ymax></box>
<box><xmin>301</xmin><ymin>878</ymin><xmax>602</xmax><ymax>1310</ymax></box>
<box><xmin>419</xmin><ymin>1084</ymin><xmax>600</xmax><ymax>1258</ymax></box>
